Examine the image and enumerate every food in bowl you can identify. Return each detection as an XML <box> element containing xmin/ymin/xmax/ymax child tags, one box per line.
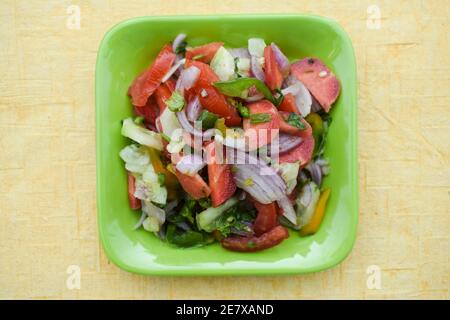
<box><xmin>119</xmin><ymin>34</ymin><xmax>340</xmax><ymax>252</ymax></box>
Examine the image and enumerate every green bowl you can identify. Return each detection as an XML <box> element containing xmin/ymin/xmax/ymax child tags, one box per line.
<box><xmin>95</xmin><ymin>14</ymin><xmax>358</xmax><ymax>276</ymax></box>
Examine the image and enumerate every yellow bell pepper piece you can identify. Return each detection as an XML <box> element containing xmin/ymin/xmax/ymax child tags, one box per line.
<box><xmin>300</xmin><ymin>188</ymin><xmax>331</xmax><ymax>236</ymax></box>
<box><xmin>147</xmin><ymin>148</ymin><xmax>179</xmax><ymax>199</ymax></box>
<box><xmin>214</xmin><ymin>118</ymin><xmax>227</xmax><ymax>136</ymax></box>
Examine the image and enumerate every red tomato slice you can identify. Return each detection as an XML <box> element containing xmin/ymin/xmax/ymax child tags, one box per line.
<box><xmin>278</xmin><ymin>93</ymin><xmax>299</xmax><ymax>114</ymax></box>
<box><xmin>221</xmin><ymin>225</ymin><xmax>289</xmax><ymax>252</ymax></box>
<box><xmin>127</xmin><ymin>172</ymin><xmax>141</xmax><ymax>210</ymax></box>
<box><xmin>185</xmin><ymin>60</ymin><xmax>241</xmax><ymax>126</ymax></box>
<box><xmin>290</xmin><ymin>57</ymin><xmax>340</xmax><ymax>112</ymax></box>
<box><xmin>278</xmin><ymin>135</ymin><xmax>315</xmax><ymax>166</ymax></box>
<box><xmin>278</xmin><ymin>111</ymin><xmax>312</xmax><ymax>138</ymax></box>
<box><xmin>154</xmin><ymin>82</ymin><xmax>173</xmax><ymax>113</ymax></box>
<box><xmin>185</xmin><ymin>59</ymin><xmax>219</xmax><ymax>86</ymax></box>
<box><xmin>185</xmin><ymin>42</ymin><xmax>224</xmax><ymax>63</ymax></box>
<box><xmin>243</xmin><ymin>100</ymin><xmax>280</xmax><ymax>148</ymax></box>
<box><xmin>263</xmin><ymin>45</ymin><xmax>283</xmax><ymax>91</ymax></box>
<box><xmin>133</xmin><ymin>95</ymin><xmax>159</xmax><ymax>124</ymax></box>
<box><xmin>205</xmin><ymin>143</ymin><xmax>236</xmax><ymax>207</ymax></box>
<box><xmin>174</xmin><ymin>169</ymin><xmax>211</xmax><ymax>200</ymax></box>
<box><xmin>252</xmin><ymin>200</ymin><xmax>279</xmax><ymax>236</ymax></box>
<box><xmin>128</xmin><ymin>44</ymin><xmax>176</xmax><ymax>107</ymax></box>
<box><xmin>198</xmin><ymin>86</ymin><xmax>241</xmax><ymax>126</ymax></box>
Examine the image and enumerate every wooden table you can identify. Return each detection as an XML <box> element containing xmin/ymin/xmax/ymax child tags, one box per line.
<box><xmin>0</xmin><ymin>0</ymin><xmax>448</xmax><ymax>299</ymax></box>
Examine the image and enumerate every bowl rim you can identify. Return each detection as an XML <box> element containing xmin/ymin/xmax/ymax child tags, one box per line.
<box><xmin>95</xmin><ymin>13</ymin><xmax>358</xmax><ymax>276</ymax></box>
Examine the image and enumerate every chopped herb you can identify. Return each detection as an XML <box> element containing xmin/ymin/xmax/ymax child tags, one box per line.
<box><xmin>230</xmin><ymin>166</ymin><xmax>238</xmax><ymax>173</ymax></box>
<box><xmin>198</xmin><ymin>110</ymin><xmax>219</xmax><ymax>130</ymax></box>
<box><xmin>244</xmin><ymin>178</ymin><xmax>254</xmax><ymax>186</ymax></box>
<box><xmin>165</xmin><ymin>224</ymin><xmax>206</xmax><ymax>247</ymax></box>
<box><xmin>286</xmin><ymin>113</ymin><xmax>306</xmax><ymax>130</ymax></box>
<box><xmin>234</xmin><ymin>57</ymin><xmax>239</xmax><ymax>73</ymax></box>
<box><xmin>274</xmin><ymin>89</ymin><xmax>285</xmax><ymax>106</ymax></box>
<box><xmin>166</xmin><ymin>91</ymin><xmax>185</xmax><ymax>112</ymax></box>
<box><xmin>198</xmin><ymin>197</ymin><xmax>211</xmax><ymax>209</ymax></box>
<box><xmin>214</xmin><ymin>203</ymin><xmax>255</xmax><ymax>237</ymax></box>
<box><xmin>161</xmin><ymin>132</ymin><xmax>171</xmax><ymax>142</ymax></box>
<box><xmin>235</xmin><ymin>102</ymin><xmax>250</xmax><ymax>118</ymax></box>
<box><xmin>250</xmin><ymin>113</ymin><xmax>272</xmax><ymax>124</ymax></box>
<box><xmin>134</xmin><ymin>116</ymin><xmax>144</xmax><ymax>124</ymax></box>
<box><xmin>157</xmin><ymin>173</ymin><xmax>166</xmax><ymax>187</ymax></box>
<box><xmin>175</xmin><ymin>41</ymin><xmax>187</xmax><ymax>55</ymax></box>
<box><xmin>192</xmin><ymin>54</ymin><xmax>204</xmax><ymax>60</ymax></box>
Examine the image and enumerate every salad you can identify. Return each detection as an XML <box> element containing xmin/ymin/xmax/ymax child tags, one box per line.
<box><xmin>120</xmin><ymin>34</ymin><xmax>340</xmax><ymax>252</ymax></box>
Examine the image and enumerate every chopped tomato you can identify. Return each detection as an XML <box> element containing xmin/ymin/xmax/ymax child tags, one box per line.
<box><xmin>252</xmin><ymin>200</ymin><xmax>278</xmax><ymax>236</ymax></box>
<box><xmin>263</xmin><ymin>45</ymin><xmax>283</xmax><ymax>91</ymax></box>
<box><xmin>279</xmin><ymin>135</ymin><xmax>315</xmax><ymax>166</ymax></box>
<box><xmin>291</xmin><ymin>57</ymin><xmax>340</xmax><ymax>112</ymax></box>
<box><xmin>174</xmin><ymin>169</ymin><xmax>211</xmax><ymax>199</ymax></box>
<box><xmin>127</xmin><ymin>172</ymin><xmax>141</xmax><ymax>210</ymax></box>
<box><xmin>278</xmin><ymin>93</ymin><xmax>299</xmax><ymax>114</ymax></box>
<box><xmin>198</xmin><ymin>86</ymin><xmax>241</xmax><ymax>126</ymax></box>
<box><xmin>185</xmin><ymin>42</ymin><xmax>224</xmax><ymax>63</ymax></box>
<box><xmin>154</xmin><ymin>82</ymin><xmax>173</xmax><ymax>113</ymax></box>
<box><xmin>243</xmin><ymin>100</ymin><xmax>280</xmax><ymax>148</ymax></box>
<box><xmin>184</xmin><ymin>60</ymin><xmax>241</xmax><ymax>126</ymax></box>
<box><xmin>206</xmin><ymin>143</ymin><xmax>236</xmax><ymax>207</ymax></box>
<box><xmin>133</xmin><ymin>95</ymin><xmax>159</xmax><ymax>124</ymax></box>
<box><xmin>278</xmin><ymin>111</ymin><xmax>312</xmax><ymax>138</ymax></box>
<box><xmin>221</xmin><ymin>225</ymin><xmax>289</xmax><ymax>252</ymax></box>
<box><xmin>128</xmin><ymin>44</ymin><xmax>176</xmax><ymax>107</ymax></box>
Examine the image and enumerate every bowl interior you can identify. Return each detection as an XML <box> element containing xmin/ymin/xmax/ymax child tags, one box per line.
<box><xmin>96</xmin><ymin>14</ymin><xmax>358</xmax><ymax>275</ymax></box>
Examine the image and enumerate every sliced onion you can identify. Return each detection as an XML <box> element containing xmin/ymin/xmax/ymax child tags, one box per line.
<box><xmin>245</xmin><ymin>92</ymin><xmax>264</xmax><ymax>102</ymax></box>
<box><xmin>176</xmin><ymin>110</ymin><xmax>216</xmax><ymax>139</ymax></box>
<box><xmin>229</xmin><ymin>150</ymin><xmax>286</xmax><ymax>204</ymax></box>
<box><xmin>271</xmin><ymin>43</ymin><xmax>290</xmax><ymax>76</ymax></box>
<box><xmin>283</xmin><ymin>76</ymin><xmax>312</xmax><ymax>116</ymax></box>
<box><xmin>229</xmin><ymin>48</ymin><xmax>250</xmax><ymax>59</ymax></box>
<box><xmin>298</xmin><ymin>183</ymin><xmax>312</xmax><ymax>207</ymax></box>
<box><xmin>172</xmin><ymin>33</ymin><xmax>187</xmax><ymax>52</ymax></box>
<box><xmin>175</xmin><ymin>66</ymin><xmax>200</xmax><ymax>92</ymax></box>
<box><xmin>306</xmin><ymin>162</ymin><xmax>322</xmax><ymax>186</ymax></box>
<box><xmin>269</xmin><ymin>133</ymin><xmax>303</xmax><ymax>155</ymax></box>
<box><xmin>175</xmin><ymin>154</ymin><xmax>206</xmax><ymax>176</ymax></box>
<box><xmin>186</xmin><ymin>96</ymin><xmax>202</xmax><ymax>122</ymax></box>
<box><xmin>133</xmin><ymin>211</ymin><xmax>147</xmax><ymax>230</ymax></box>
<box><xmin>277</xmin><ymin>196</ymin><xmax>297</xmax><ymax>224</ymax></box>
<box><xmin>162</xmin><ymin>58</ymin><xmax>185</xmax><ymax>83</ymax></box>
<box><xmin>250</xmin><ymin>56</ymin><xmax>265</xmax><ymax>81</ymax></box>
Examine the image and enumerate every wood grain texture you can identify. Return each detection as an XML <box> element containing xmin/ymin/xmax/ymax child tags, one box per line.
<box><xmin>0</xmin><ymin>0</ymin><xmax>448</xmax><ymax>299</ymax></box>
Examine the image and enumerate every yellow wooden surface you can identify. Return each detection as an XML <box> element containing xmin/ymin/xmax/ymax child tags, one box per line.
<box><xmin>0</xmin><ymin>0</ymin><xmax>449</xmax><ymax>299</ymax></box>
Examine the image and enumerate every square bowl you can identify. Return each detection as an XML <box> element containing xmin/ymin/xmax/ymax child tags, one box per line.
<box><xmin>95</xmin><ymin>14</ymin><xmax>358</xmax><ymax>276</ymax></box>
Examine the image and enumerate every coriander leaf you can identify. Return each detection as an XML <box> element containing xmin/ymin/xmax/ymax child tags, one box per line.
<box><xmin>215</xmin><ymin>204</ymin><xmax>255</xmax><ymax>237</ymax></box>
<box><xmin>250</xmin><ymin>113</ymin><xmax>272</xmax><ymax>124</ymax></box>
<box><xmin>197</xmin><ymin>110</ymin><xmax>219</xmax><ymax>130</ymax></box>
<box><xmin>165</xmin><ymin>224</ymin><xmax>206</xmax><ymax>247</ymax></box>
<box><xmin>157</xmin><ymin>173</ymin><xmax>166</xmax><ymax>187</ymax></box>
<box><xmin>198</xmin><ymin>197</ymin><xmax>211</xmax><ymax>209</ymax></box>
<box><xmin>166</xmin><ymin>91</ymin><xmax>185</xmax><ymax>112</ymax></box>
<box><xmin>175</xmin><ymin>41</ymin><xmax>187</xmax><ymax>55</ymax></box>
<box><xmin>286</xmin><ymin>113</ymin><xmax>306</xmax><ymax>130</ymax></box>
